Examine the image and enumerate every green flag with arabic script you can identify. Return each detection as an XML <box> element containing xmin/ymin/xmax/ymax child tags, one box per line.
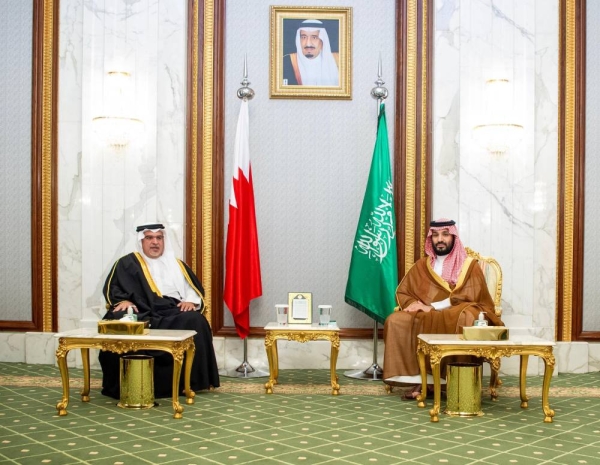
<box><xmin>345</xmin><ymin>104</ymin><xmax>398</xmax><ymax>325</ymax></box>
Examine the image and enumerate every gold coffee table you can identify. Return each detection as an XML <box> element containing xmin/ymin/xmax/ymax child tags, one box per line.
<box><xmin>416</xmin><ymin>334</ymin><xmax>556</xmax><ymax>423</ymax></box>
<box><xmin>54</xmin><ymin>329</ymin><xmax>196</xmax><ymax>419</ymax></box>
<box><xmin>264</xmin><ymin>322</ymin><xmax>340</xmax><ymax>395</ymax></box>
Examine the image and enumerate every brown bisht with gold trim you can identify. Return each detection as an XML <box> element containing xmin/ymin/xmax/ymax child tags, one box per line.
<box><xmin>383</xmin><ymin>256</ymin><xmax>503</xmax><ymax>379</ymax></box>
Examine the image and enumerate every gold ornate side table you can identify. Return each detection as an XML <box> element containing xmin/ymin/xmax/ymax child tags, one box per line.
<box><xmin>54</xmin><ymin>329</ymin><xmax>196</xmax><ymax>419</ymax></box>
<box><xmin>263</xmin><ymin>322</ymin><xmax>340</xmax><ymax>395</ymax></box>
<box><xmin>416</xmin><ymin>334</ymin><xmax>556</xmax><ymax>423</ymax></box>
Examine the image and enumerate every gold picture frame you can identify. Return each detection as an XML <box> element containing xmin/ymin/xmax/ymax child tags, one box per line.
<box><xmin>270</xmin><ymin>6</ymin><xmax>352</xmax><ymax>100</ymax></box>
<box><xmin>287</xmin><ymin>292</ymin><xmax>313</xmax><ymax>324</ymax></box>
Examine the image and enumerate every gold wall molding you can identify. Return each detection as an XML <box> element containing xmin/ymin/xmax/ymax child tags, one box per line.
<box><xmin>558</xmin><ymin>0</ymin><xmax>598</xmax><ymax>341</ymax></box>
<box><xmin>187</xmin><ymin>0</ymin><xmax>217</xmax><ymax>326</ymax></box>
<box><xmin>404</xmin><ymin>0</ymin><xmax>417</xmax><ymax>274</ymax></box>
<box><xmin>396</xmin><ymin>0</ymin><xmax>430</xmax><ymax>277</ymax></box>
<box><xmin>189</xmin><ymin>1</ymin><xmax>199</xmax><ymax>272</ymax></box>
<box><xmin>558</xmin><ymin>0</ymin><xmax>575</xmax><ymax>341</ymax></box>
<box><xmin>201</xmin><ymin>0</ymin><xmax>215</xmax><ymax>326</ymax></box>
<box><xmin>40</xmin><ymin>0</ymin><xmax>56</xmax><ymax>331</ymax></box>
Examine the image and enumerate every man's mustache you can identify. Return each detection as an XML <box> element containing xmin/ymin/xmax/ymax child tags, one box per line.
<box><xmin>303</xmin><ymin>46</ymin><xmax>316</xmax><ymax>50</ymax></box>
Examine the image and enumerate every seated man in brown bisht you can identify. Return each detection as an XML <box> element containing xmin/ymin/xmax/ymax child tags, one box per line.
<box><xmin>383</xmin><ymin>218</ymin><xmax>503</xmax><ymax>399</ymax></box>
<box><xmin>99</xmin><ymin>223</ymin><xmax>220</xmax><ymax>399</ymax></box>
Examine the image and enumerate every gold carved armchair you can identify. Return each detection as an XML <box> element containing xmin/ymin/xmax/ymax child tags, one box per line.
<box><xmin>465</xmin><ymin>247</ymin><xmax>503</xmax><ymax>389</ymax></box>
<box><xmin>465</xmin><ymin>247</ymin><xmax>503</xmax><ymax>318</ymax></box>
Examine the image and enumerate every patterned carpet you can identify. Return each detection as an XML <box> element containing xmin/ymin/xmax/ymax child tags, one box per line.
<box><xmin>1</xmin><ymin>363</ymin><xmax>600</xmax><ymax>465</ymax></box>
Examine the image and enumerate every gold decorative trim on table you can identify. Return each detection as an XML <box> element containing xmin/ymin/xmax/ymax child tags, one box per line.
<box><xmin>264</xmin><ymin>327</ymin><xmax>340</xmax><ymax>396</ymax></box>
<box><xmin>417</xmin><ymin>337</ymin><xmax>555</xmax><ymax>424</ymax></box>
<box><xmin>264</xmin><ymin>329</ymin><xmax>340</xmax><ymax>347</ymax></box>
<box><xmin>54</xmin><ymin>334</ymin><xmax>195</xmax><ymax>419</ymax></box>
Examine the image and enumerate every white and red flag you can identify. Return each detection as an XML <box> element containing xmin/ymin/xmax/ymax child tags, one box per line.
<box><xmin>224</xmin><ymin>99</ymin><xmax>262</xmax><ymax>339</ymax></box>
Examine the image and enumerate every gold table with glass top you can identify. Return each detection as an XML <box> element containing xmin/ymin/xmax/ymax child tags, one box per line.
<box><xmin>263</xmin><ymin>322</ymin><xmax>340</xmax><ymax>395</ymax></box>
<box><xmin>54</xmin><ymin>328</ymin><xmax>196</xmax><ymax>419</ymax></box>
<box><xmin>416</xmin><ymin>334</ymin><xmax>556</xmax><ymax>423</ymax></box>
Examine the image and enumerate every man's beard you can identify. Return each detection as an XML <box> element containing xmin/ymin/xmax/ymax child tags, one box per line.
<box><xmin>435</xmin><ymin>242</ymin><xmax>454</xmax><ymax>256</ymax></box>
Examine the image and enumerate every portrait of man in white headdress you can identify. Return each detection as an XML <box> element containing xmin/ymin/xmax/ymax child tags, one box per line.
<box><xmin>282</xmin><ymin>19</ymin><xmax>340</xmax><ymax>86</ymax></box>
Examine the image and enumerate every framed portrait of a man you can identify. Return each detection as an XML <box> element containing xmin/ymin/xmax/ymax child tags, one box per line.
<box><xmin>270</xmin><ymin>6</ymin><xmax>352</xmax><ymax>100</ymax></box>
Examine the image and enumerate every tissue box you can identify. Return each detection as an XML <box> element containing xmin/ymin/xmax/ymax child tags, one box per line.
<box><xmin>462</xmin><ymin>326</ymin><xmax>509</xmax><ymax>341</ymax></box>
<box><xmin>97</xmin><ymin>320</ymin><xmax>149</xmax><ymax>335</ymax></box>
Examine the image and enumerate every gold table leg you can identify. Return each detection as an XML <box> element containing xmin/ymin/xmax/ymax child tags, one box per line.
<box><xmin>272</xmin><ymin>339</ymin><xmax>280</xmax><ymax>382</ymax></box>
<box><xmin>264</xmin><ymin>336</ymin><xmax>277</xmax><ymax>394</ymax></box>
<box><xmin>55</xmin><ymin>341</ymin><xmax>70</xmax><ymax>416</ymax></box>
<box><xmin>80</xmin><ymin>348</ymin><xmax>91</xmax><ymax>402</ymax></box>
<box><xmin>541</xmin><ymin>355</ymin><xmax>556</xmax><ymax>423</ymax></box>
<box><xmin>519</xmin><ymin>355</ymin><xmax>530</xmax><ymax>408</ymax></box>
<box><xmin>330</xmin><ymin>338</ymin><xmax>340</xmax><ymax>395</ymax></box>
<box><xmin>416</xmin><ymin>347</ymin><xmax>427</xmax><ymax>408</ymax></box>
<box><xmin>487</xmin><ymin>357</ymin><xmax>501</xmax><ymax>401</ymax></box>
<box><xmin>429</xmin><ymin>360</ymin><xmax>442</xmax><ymax>422</ymax></box>
<box><xmin>170</xmin><ymin>347</ymin><xmax>186</xmax><ymax>419</ymax></box>
<box><xmin>184</xmin><ymin>345</ymin><xmax>196</xmax><ymax>405</ymax></box>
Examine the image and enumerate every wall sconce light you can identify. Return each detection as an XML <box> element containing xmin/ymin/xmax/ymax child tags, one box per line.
<box><xmin>92</xmin><ymin>71</ymin><xmax>144</xmax><ymax>148</ymax></box>
<box><xmin>472</xmin><ymin>79</ymin><xmax>523</xmax><ymax>156</ymax></box>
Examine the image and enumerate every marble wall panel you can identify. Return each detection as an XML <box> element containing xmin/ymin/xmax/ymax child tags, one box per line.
<box><xmin>58</xmin><ymin>0</ymin><xmax>84</xmax><ymax>331</ymax></box>
<box><xmin>433</xmin><ymin>0</ymin><xmax>557</xmax><ymax>338</ymax></box>
<box><xmin>77</xmin><ymin>0</ymin><xmax>187</xmax><ymax>325</ymax></box>
<box><xmin>556</xmin><ymin>342</ymin><xmax>588</xmax><ymax>373</ymax></box>
<box><xmin>589</xmin><ymin>343</ymin><xmax>600</xmax><ymax>372</ymax></box>
<box><xmin>0</xmin><ymin>333</ymin><xmax>26</xmax><ymax>363</ymax></box>
<box><xmin>25</xmin><ymin>333</ymin><xmax>56</xmax><ymax>365</ymax></box>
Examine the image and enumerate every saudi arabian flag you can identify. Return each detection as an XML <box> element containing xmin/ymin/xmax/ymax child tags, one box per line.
<box><xmin>345</xmin><ymin>103</ymin><xmax>398</xmax><ymax>325</ymax></box>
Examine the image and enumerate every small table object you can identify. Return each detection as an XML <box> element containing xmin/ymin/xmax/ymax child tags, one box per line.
<box><xmin>264</xmin><ymin>322</ymin><xmax>340</xmax><ymax>395</ymax></box>
<box><xmin>416</xmin><ymin>334</ymin><xmax>556</xmax><ymax>423</ymax></box>
<box><xmin>54</xmin><ymin>328</ymin><xmax>196</xmax><ymax>419</ymax></box>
